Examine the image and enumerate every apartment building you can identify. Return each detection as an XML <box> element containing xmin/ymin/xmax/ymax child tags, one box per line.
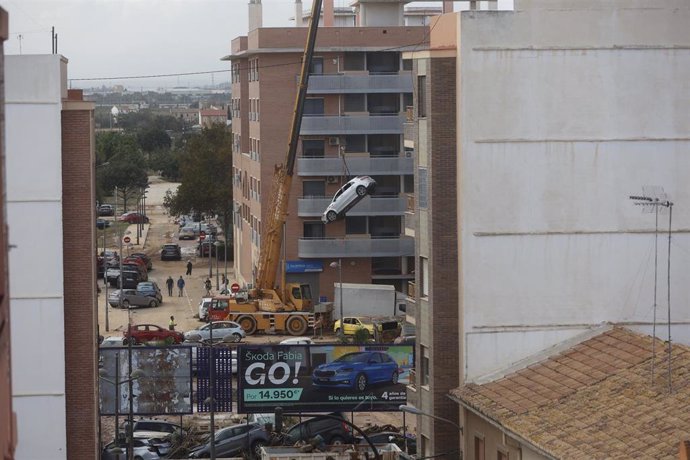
<box><xmin>404</xmin><ymin>0</ymin><xmax>690</xmax><ymax>458</ymax></box>
<box><xmin>227</xmin><ymin>0</ymin><xmax>430</xmax><ymax>303</ymax></box>
<box><xmin>7</xmin><ymin>55</ymin><xmax>98</xmax><ymax>459</ymax></box>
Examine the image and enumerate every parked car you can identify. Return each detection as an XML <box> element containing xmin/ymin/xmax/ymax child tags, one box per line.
<box><xmin>124</xmin><ymin>324</ymin><xmax>184</xmax><ymax>345</ymax></box>
<box><xmin>100</xmin><ymin>250</ymin><xmax>120</xmax><ymax>267</ymax></box>
<box><xmin>122</xmin><ymin>419</ymin><xmax>185</xmax><ymax>440</ymax></box>
<box><xmin>312</xmin><ymin>351</ymin><xmax>400</xmax><ymax>391</ymax></box>
<box><xmin>357</xmin><ymin>432</ymin><xmax>416</xmax><ymax>454</ymax></box>
<box><xmin>119</xmin><ymin>211</ymin><xmax>149</xmax><ymax>224</ymax></box>
<box><xmin>178</xmin><ymin>226</ymin><xmax>197</xmax><ymax>240</ymax></box>
<box><xmin>122</xmin><ymin>262</ymin><xmax>148</xmax><ymax>281</ymax></box>
<box><xmin>123</xmin><ymin>256</ymin><xmax>148</xmax><ymax>272</ymax></box>
<box><xmin>99</xmin><ymin>336</ymin><xmax>126</xmax><ymax>347</ymax></box>
<box><xmin>279</xmin><ymin>337</ymin><xmax>314</xmax><ymax>345</ymax></box>
<box><xmin>136</xmin><ymin>282</ymin><xmax>163</xmax><ymax>304</ymax></box>
<box><xmin>321</xmin><ymin>176</ymin><xmax>376</xmax><ymax>223</ymax></box>
<box><xmin>333</xmin><ymin>316</ymin><xmax>400</xmax><ymax>341</ymax></box>
<box><xmin>98</xmin><ymin>204</ymin><xmax>115</xmax><ymax>216</ymax></box>
<box><xmin>108</xmin><ymin>289</ymin><xmax>159</xmax><ymax>308</ymax></box>
<box><xmin>101</xmin><ymin>437</ymin><xmax>160</xmax><ymax>460</ymax></box>
<box><xmin>198</xmin><ymin>297</ymin><xmax>213</xmax><ymax>321</ymax></box>
<box><xmin>284</xmin><ymin>413</ymin><xmax>353</xmax><ymax>445</ymax></box>
<box><xmin>130</xmin><ymin>252</ymin><xmax>153</xmax><ymax>270</ymax></box>
<box><xmin>188</xmin><ymin>423</ymin><xmax>270</xmax><ymax>459</ymax></box>
<box><xmin>96</xmin><ymin>218</ymin><xmax>111</xmax><ymax>230</ymax></box>
<box><xmin>107</xmin><ymin>269</ymin><xmax>142</xmax><ymax>289</ymax></box>
<box><xmin>184</xmin><ymin>321</ymin><xmax>245</xmax><ymax>343</ymax></box>
<box><xmin>160</xmin><ymin>244</ymin><xmax>182</xmax><ymax>261</ymax></box>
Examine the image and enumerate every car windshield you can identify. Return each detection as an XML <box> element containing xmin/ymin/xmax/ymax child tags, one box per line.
<box><xmin>335</xmin><ymin>352</ymin><xmax>369</xmax><ymax>363</ymax></box>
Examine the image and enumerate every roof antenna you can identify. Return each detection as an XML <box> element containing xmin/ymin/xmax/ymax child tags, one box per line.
<box><xmin>629</xmin><ymin>186</ymin><xmax>673</xmax><ymax>391</ymax></box>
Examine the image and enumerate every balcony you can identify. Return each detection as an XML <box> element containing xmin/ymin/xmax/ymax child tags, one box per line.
<box><xmin>297</xmin><ymin>155</ymin><xmax>413</xmax><ymax>176</ymax></box>
<box><xmin>306</xmin><ymin>72</ymin><xmax>413</xmax><ymax>94</ymax></box>
<box><xmin>300</xmin><ymin>114</ymin><xmax>405</xmax><ymax>136</ymax></box>
<box><xmin>298</xmin><ymin>236</ymin><xmax>415</xmax><ymax>258</ymax></box>
<box><xmin>298</xmin><ymin>195</ymin><xmax>407</xmax><ymax>217</ymax></box>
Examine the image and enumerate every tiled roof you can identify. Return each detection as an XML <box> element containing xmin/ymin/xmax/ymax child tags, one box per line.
<box><xmin>451</xmin><ymin>327</ymin><xmax>690</xmax><ymax>459</ymax></box>
<box><xmin>200</xmin><ymin>109</ymin><xmax>226</xmax><ymax>116</ymax></box>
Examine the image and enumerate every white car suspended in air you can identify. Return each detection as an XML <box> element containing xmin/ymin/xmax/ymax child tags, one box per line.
<box><xmin>321</xmin><ymin>176</ymin><xmax>377</xmax><ymax>224</ymax></box>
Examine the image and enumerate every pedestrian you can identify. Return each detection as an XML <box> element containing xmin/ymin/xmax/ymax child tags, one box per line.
<box><xmin>177</xmin><ymin>276</ymin><xmax>185</xmax><ymax>297</ymax></box>
<box><xmin>220</xmin><ymin>278</ymin><xmax>229</xmax><ymax>295</ymax></box>
<box><xmin>166</xmin><ymin>276</ymin><xmax>174</xmax><ymax>296</ymax></box>
<box><xmin>169</xmin><ymin>315</ymin><xmax>177</xmax><ymax>331</ymax></box>
<box><xmin>313</xmin><ymin>314</ymin><xmax>323</xmax><ymax>339</ymax></box>
<box><xmin>204</xmin><ymin>277</ymin><xmax>212</xmax><ymax>296</ymax></box>
<box><xmin>186</xmin><ymin>260</ymin><xmax>193</xmax><ymax>276</ymax></box>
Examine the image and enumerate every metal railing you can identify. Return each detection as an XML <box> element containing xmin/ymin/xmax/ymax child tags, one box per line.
<box><xmin>298</xmin><ymin>235</ymin><xmax>415</xmax><ymax>258</ymax></box>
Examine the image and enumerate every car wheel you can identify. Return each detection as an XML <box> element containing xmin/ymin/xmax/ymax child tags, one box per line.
<box><xmin>355</xmin><ymin>373</ymin><xmax>368</xmax><ymax>391</ymax></box>
<box><xmin>232</xmin><ymin>333</ymin><xmax>243</xmax><ymax>343</ymax></box>
<box><xmin>252</xmin><ymin>440</ymin><xmax>267</xmax><ymax>458</ymax></box>
<box><xmin>330</xmin><ymin>436</ymin><xmax>345</xmax><ymax>445</ymax></box>
<box><xmin>122</xmin><ymin>299</ymin><xmax>130</xmax><ymax>309</ymax></box>
<box><xmin>165</xmin><ymin>336</ymin><xmax>175</xmax><ymax>345</ymax></box>
<box><xmin>238</xmin><ymin>316</ymin><xmax>257</xmax><ymax>335</ymax></box>
<box><xmin>356</xmin><ymin>185</ymin><xmax>367</xmax><ymax>196</ymax></box>
<box><xmin>286</xmin><ymin>315</ymin><xmax>308</xmax><ymax>336</ymax></box>
<box><xmin>149</xmin><ymin>300</ymin><xmax>158</xmax><ymax>308</ymax></box>
<box><xmin>326</xmin><ymin>210</ymin><xmax>337</xmax><ymax>222</ymax></box>
<box><xmin>392</xmin><ymin>370</ymin><xmax>399</xmax><ymax>385</ymax></box>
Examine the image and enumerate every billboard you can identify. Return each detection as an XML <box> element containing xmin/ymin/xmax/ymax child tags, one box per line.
<box><xmin>195</xmin><ymin>347</ymin><xmax>234</xmax><ymax>413</ymax></box>
<box><xmin>99</xmin><ymin>346</ymin><xmax>193</xmax><ymax>415</ymax></box>
<box><xmin>237</xmin><ymin>344</ymin><xmax>414</xmax><ymax>413</ymax></box>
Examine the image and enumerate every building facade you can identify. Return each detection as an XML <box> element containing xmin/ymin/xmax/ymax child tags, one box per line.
<box><xmin>405</xmin><ymin>0</ymin><xmax>690</xmax><ymax>458</ymax></box>
<box><xmin>227</xmin><ymin>0</ymin><xmax>430</xmax><ymax>304</ymax></box>
<box><xmin>7</xmin><ymin>55</ymin><xmax>98</xmax><ymax>459</ymax></box>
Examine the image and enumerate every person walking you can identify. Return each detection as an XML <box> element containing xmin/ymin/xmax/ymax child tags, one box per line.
<box><xmin>168</xmin><ymin>315</ymin><xmax>177</xmax><ymax>331</ymax></box>
<box><xmin>204</xmin><ymin>277</ymin><xmax>212</xmax><ymax>296</ymax></box>
<box><xmin>177</xmin><ymin>276</ymin><xmax>185</xmax><ymax>297</ymax></box>
<box><xmin>186</xmin><ymin>260</ymin><xmax>193</xmax><ymax>276</ymax></box>
<box><xmin>166</xmin><ymin>276</ymin><xmax>174</xmax><ymax>296</ymax></box>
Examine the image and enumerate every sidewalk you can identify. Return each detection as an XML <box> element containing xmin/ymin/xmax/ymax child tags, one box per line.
<box><xmin>122</xmin><ymin>223</ymin><xmax>149</xmax><ymax>253</ymax></box>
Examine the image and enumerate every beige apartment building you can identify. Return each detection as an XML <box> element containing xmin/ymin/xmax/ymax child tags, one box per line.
<box><xmin>226</xmin><ymin>0</ymin><xmax>430</xmax><ymax>302</ymax></box>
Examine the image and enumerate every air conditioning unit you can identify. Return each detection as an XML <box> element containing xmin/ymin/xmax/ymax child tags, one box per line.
<box><xmin>328</xmin><ymin>137</ymin><xmax>340</xmax><ymax>146</ymax></box>
<box><xmin>326</xmin><ymin>176</ymin><xmax>339</xmax><ymax>184</ymax></box>
<box><xmin>405</xmin><ymin>150</ymin><xmax>413</xmax><ymax>158</ymax></box>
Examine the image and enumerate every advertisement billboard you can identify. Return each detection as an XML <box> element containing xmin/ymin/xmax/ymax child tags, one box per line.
<box><xmin>99</xmin><ymin>346</ymin><xmax>193</xmax><ymax>415</ymax></box>
<box><xmin>195</xmin><ymin>347</ymin><xmax>234</xmax><ymax>413</ymax></box>
<box><xmin>237</xmin><ymin>344</ymin><xmax>414</xmax><ymax>413</ymax></box>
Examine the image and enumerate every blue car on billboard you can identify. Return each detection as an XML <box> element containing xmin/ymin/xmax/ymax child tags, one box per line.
<box><xmin>312</xmin><ymin>351</ymin><xmax>400</xmax><ymax>392</ymax></box>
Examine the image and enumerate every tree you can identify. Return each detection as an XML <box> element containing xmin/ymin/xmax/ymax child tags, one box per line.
<box><xmin>138</xmin><ymin>127</ymin><xmax>171</xmax><ymax>152</ymax></box>
<box><xmin>96</xmin><ymin>135</ymin><xmax>149</xmax><ymax>210</ymax></box>
<box><xmin>163</xmin><ymin>125</ymin><xmax>233</xmax><ymax>233</ymax></box>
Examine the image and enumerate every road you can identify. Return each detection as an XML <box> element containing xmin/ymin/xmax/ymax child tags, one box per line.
<box><xmin>96</xmin><ymin>176</ymin><xmax>411</xmax><ymax>439</ymax></box>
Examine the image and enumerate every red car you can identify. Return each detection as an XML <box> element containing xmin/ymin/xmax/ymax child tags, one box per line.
<box><xmin>123</xmin><ymin>256</ymin><xmax>148</xmax><ymax>272</ymax></box>
<box><xmin>124</xmin><ymin>324</ymin><xmax>184</xmax><ymax>345</ymax></box>
<box><xmin>119</xmin><ymin>212</ymin><xmax>150</xmax><ymax>224</ymax></box>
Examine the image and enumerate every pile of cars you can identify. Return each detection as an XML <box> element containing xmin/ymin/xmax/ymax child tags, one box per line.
<box><xmin>105</xmin><ymin>253</ymin><xmax>152</xmax><ymax>289</ymax></box>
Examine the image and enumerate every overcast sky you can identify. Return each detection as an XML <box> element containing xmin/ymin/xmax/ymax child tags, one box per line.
<box><xmin>3</xmin><ymin>0</ymin><xmax>308</xmax><ymax>90</ymax></box>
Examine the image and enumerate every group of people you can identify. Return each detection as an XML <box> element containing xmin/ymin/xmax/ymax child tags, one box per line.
<box><xmin>164</xmin><ymin>262</ymin><xmax>230</xmax><ymax>298</ymax></box>
<box><xmin>165</xmin><ymin>275</ymin><xmax>186</xmax><ymax>297</ymax></box>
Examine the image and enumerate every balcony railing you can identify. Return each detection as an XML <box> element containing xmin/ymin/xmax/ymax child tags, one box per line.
<box><xmin>300</xmin><ymin>114</ymin><xmax>406</xmax><ymax>135</ymax></box>
<box><xmin>306</xmin><ymin>72</ymin><xmax>413</xmax><ymax>94</ymax></box>
<box><xmin>298</xmin><ymin>195</ymin><xmax>407</xmax><ymax>217</ymax></box>
<box><xmin>298</xmin><ymin>236</ymin><xmax>414</xmax><ymax>258</ymax></box>
<box><xmin>297</xmin><ymin>155</ymin><xmax>413</xmax><ymax>176</ymax></box>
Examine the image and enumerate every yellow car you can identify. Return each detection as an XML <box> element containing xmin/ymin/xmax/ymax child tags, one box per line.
<box><xmin>333</xmin><ymin>316</ymin><xmax>377</xmax><ymax>337</ymax></box>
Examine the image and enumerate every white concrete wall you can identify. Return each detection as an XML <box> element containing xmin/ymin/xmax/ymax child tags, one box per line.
<box><xmin>6</xmin><ymin>54</ymin><xmax>67</xmax><ymax>459</ymax></box>
<box><xmin>359</xmin><ymin>2</ymin><xmax>404</xmax><ymax>26</ymax></box>
<box><xmin>333</xmin><ymin>282</ymin><xmax>398</xmax><ymax>318</ymax></box>
<box><xmin>456</xmin><ymin>2</ymin><xmax>690</xmax><ymax>380</ymax></box>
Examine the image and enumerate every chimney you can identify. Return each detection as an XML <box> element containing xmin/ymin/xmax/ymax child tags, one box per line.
<box><xmin>248</xmin><ymin>0</ymin><xmax>263</xmax><ymax>31</ymax></box>
<box><xmin>295</xmin><ymin>0</ymin><xmax>303</xmax><ymax>27</ymax></box>
<box><xmin>323</xmin><ymin>0</ymin><xmax>334</xmax><ymax>26</ymax></box>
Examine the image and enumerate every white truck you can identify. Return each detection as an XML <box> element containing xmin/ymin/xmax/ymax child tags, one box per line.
<box><xmin>332</xmin><ymin>283</ymin><xmax>406</xmax><ymax>320</ymax></box>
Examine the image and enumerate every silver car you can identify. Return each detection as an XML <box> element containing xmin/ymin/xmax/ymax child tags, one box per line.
<box><xmin>184</xmin><ymin>321</ymin><xmax>245</xmax><ymax>343</ymax></box>
<box><xmin>322</xmin><ymin>176</ymin><xmax>377</xmax><ymax>223</ymax></box>
<box><xmin>101</xmin><ymin>438</ymin><xmax>160</xmax><ymax>460</ymax></box>
<box><xmin>108</xmin><ymin>289</ymin><xmax>159</xmax><ymax>309</ymax></box>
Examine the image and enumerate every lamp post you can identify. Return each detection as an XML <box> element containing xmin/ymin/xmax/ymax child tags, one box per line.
<box><xmin>102</xmin><ymin>224</ymin><xmax>109</xmax><ymax>331</ymax></box>
<box><xmin>330</xmin><ymin>259</ymin><xmax>343</xmax><ymax>336</ymax></box>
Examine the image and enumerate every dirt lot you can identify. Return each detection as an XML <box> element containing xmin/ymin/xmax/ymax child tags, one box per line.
<box><xmin>97</xmin><ymin>176</ymin><xmax>414</xmax><ymax>445</ymax></box>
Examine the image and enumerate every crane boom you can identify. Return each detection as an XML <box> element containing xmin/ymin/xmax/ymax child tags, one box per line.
<box><xmin>255</xmin><ymin>0</ymin><xmax>323</xmax><ymax>292</ymax></box>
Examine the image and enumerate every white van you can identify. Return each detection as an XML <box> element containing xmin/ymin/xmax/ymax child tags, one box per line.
<box><xmin>198</xmin><ymin>297</ymin><xmax>212</xmax><ymax>321</ymax></box>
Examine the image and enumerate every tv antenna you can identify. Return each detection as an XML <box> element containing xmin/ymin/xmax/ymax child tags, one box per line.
<box><xmin>629</xmin><ymin>186</ymin><xmax>674</xmax><ymax>392</ymax></box>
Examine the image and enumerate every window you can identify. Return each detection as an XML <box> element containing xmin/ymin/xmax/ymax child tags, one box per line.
<box><xmin>304</xmin><ymin>98</ymin><xmax>324</xmax><ymax>116</ymax></box>
<box><xmin>344</xmin><ymin>135</ymin><xmax>365</xmax><ymax>153</ymax></box>
<box><xmin>402</xmin><ymin>59</ymin><xmax>412</xmax><ymax>71</ymax></box>
<box><xmin>474</xmin><ymin>437</ymin><xmax>485</xmax><ymax>460</ymax></box>
<box><xmin>302</xmin><ymin>139</ymin><xmax>325</xmax><ymax>158</ymax></box>
<box><xmin>421</xmin><ymin>345</ymin><xmax>429</xmax><ymax>385</ymax></box>
<box><xmin>420</xmin><ymin>256</ymin><xmax>429</xmax><ymax>297</ymax></box>
<box><xmin>344</xmin><ymin>52</ymin><xmax>365</xmax><ymax>71</ymax></box>
<box><xmin>310</xmin><ymin>57</ymin><xmax>324</xmax><ymax>75</ymax></box>
<box><xmin>417</xmin><ymin>75</ymin><xmax>427</xmax><ymax>117</ymax></box>
<box><xmin>344</xmin><ymin>94</ymin><xmax>366</xmax><ymax>112</ymax></box>
<box><xmin>303</xmin><ymin>221</ymin><xmax>325</xmax><ymax>238</ymax></box>
<box><xmin>345</xmin><ymin>216</ymin><xmax>367</xmax><ymax>234</ymax></box>
<box><xmin>303</xmin><ymin>180</ymin><xmax>326</xmax><ymax>197</ymax></box>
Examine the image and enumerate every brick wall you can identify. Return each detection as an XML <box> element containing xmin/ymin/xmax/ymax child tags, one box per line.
<box><xmin>61</xmin><ymin>95</ymin><xmax>98</xmax><ymax>459</ymax></box>
<box><xmin>0</xmin><ymin>8</ymin><xmax>15</xmax><ymax>460</ymax></box>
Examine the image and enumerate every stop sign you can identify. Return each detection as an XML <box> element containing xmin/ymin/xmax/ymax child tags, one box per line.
<box><xmin>199</xmin><ymin>233</ymin><xmax>206</xmax><ymax>241</ymax></box>
<box><xmin>231</xmin><ymin>283</ymin><xmax>240</xmax><ymax>293</ymax></box>
<box><xmin>123</xmin><ymin>236</ymin><xmax>131</xmax><ymax>244</ymax></box>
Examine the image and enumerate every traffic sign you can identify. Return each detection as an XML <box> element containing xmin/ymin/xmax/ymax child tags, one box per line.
<box><xmin>231</xmin><ymin>283</ymin><xmax>240</xmax><ymax>293</ymax></box>
<box><xmin>123</xmin><ymin>236</ymin><xmax>131</xmax><ymax>244</ymax></box>
<box><xmin>199</xmin><ymin>234</ymin><xmax>206</xmax><ymax>241</ymax></box>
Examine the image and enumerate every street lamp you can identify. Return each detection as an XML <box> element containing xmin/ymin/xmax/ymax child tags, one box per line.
<box><xmin>186</xmin><ymin>327</ymin><xmax>238</xmax><ymax>460</ymax></box>
<box><xmin>330</xmin><ymin>259</ymin><xmax>343</xmax><ymax>337</ymax></box>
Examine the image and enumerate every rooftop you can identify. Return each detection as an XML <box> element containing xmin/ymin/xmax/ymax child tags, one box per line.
<box><xmin>451</xmin><ymin>327</ymin><xmax>690</xmax><ymax>459</ymax></box>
